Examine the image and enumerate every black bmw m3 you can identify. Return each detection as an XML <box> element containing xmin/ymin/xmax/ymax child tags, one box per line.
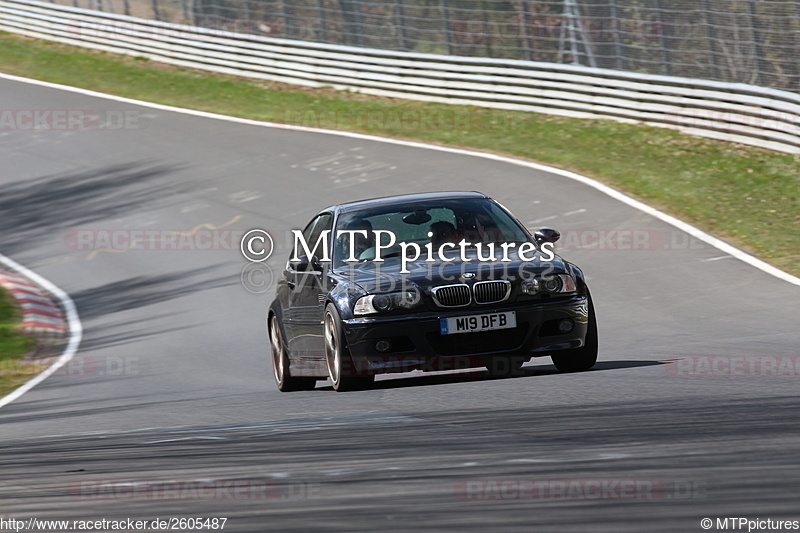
<box><xmin>269</xmin><ymin>191</ymin><xmax>597</xmax><ymax>391</ymax></box>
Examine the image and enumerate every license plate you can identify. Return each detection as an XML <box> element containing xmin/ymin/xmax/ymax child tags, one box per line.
<box><xmin>440</xmin><ymin>311</ymin><xmax>516</xmax><ymax>335</ymax></box>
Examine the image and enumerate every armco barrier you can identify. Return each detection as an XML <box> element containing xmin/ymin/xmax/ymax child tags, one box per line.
<box><xmin>1</xmin><ymin>0</ymin><xmax>799</xmax><ymax>154</ymax></box>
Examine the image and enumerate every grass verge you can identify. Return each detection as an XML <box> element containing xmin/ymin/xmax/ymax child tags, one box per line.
<box><xmin>0</xmin><ymin>32</ymin><xmax>798</xmax><ymax>276</ymax></box>
<box><xmin>0</xmin><ymin>287</ymin><xmax>39</xmax><ymax>398</ymax></box>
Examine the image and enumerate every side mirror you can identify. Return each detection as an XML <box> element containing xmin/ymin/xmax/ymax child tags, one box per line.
<box><xmin>534</xmin><ymin>228</ymin><xmax>561</xmax><ymax>244</ymax></box>
<box><xmin>292</xmin><ymin>255</ymin><xmax>322</xmax><ymax>272</ymax></box>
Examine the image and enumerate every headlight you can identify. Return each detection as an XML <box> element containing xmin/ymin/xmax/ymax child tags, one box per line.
<box><xmin>543</xmin><ymin>274</ymin><xmax>576</xmax><ymax>293</ymax></box>
<box><xmin>543</xmin><ymin>276</ymin><xmax>562</xmax><ymax>292</ymax></box>
<box><xmin>521</xmin><ymin>278</ymin><xmax>540</xmax><ymax>295</ymax></box>
<box><xmin>522</xmin><ymin>274</ymin><xmax>576</xmax><ymax>295</ymax></box>
<box><xmin>354</xmin><ymin>291</ymin><xmax>421</xmax><ymax>315</ymax></box>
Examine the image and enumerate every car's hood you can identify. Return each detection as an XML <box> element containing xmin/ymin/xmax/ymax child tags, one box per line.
<box><xmin>335</xmin><ymin>249</ymin><xmax>571</xmax><ymax>293</ymax></box>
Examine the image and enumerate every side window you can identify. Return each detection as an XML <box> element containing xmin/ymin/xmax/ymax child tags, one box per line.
<box><xmin>308</xmin><ymin>214</ymin><xmax>333</xmax><ymax>260</ymax></box>
<box><xmin>292</xmin><ymin>213</ymin><xmax>333</xmax><ymax>261</ymax></box>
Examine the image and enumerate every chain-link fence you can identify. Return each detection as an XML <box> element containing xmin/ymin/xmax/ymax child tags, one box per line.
<box><xmin>47</xmin><ymin>0</ymin><xmax>800</xmax><ymax>94</ymax></box>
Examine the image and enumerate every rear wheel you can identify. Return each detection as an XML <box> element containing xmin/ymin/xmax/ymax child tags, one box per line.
<box><xmin>324</xmin><ymin>304</ymin><xmax>374</xmax><ymax>392</ymax></box>
<box><xmin>551</xmin><ymin>292</ymin><xmax>598</xmax><ymax>373</ymax></box>
<box><xmin>270</xmin><ymin>315</ymin><xmax>316</xmax><ymax>391</ymax></box>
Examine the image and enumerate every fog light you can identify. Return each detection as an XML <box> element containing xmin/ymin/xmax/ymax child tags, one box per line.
<box><xmin>375</xmin><ymin>339</ymin><xmax>392</xmax><ymax>352</ymax></box>
<box><xmin>558</xmin><ymin>319</ymin><xmax>574</xmax><ymax>333</ymax></box>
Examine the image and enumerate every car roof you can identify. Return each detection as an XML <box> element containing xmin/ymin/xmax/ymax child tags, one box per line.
<box><xmin>327</xmin><ymin>191</ymin><xmax>491</xmax><ymax>214</ymax></box>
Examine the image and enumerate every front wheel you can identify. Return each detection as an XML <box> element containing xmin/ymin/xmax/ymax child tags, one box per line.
<box><xmin>270</xmin><ymin>315</ymin><xmax>316</xmax><ymax>392</ymax></box>
<box><xmin>324</xmin><ymin>304</ymin><xmax>374</xmax><ymax>392</ymax></box>
<box><xmin>551</xmin><ymin>292</ymin><xmax>598</xmax><ymax>373</ymax></box>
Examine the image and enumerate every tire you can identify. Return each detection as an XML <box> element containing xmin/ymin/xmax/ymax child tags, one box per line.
<box><xmin>551</xmin><ymin>292</ymin><xmax>598</xmax><ymax>373</ymax></box>
<box><xmin>485</xmin><ymin>355</ymin><xmax>527</xmax><ymax>377</ymax></box>
<box><xmin>270</xmin><ymin>315</ymin><xmax>316</xmax><ymax>392</ymax></box>
<box><xmin>324</xmin><ymin>304</ymin><xmax>374</xmax><ymax>392</ymax></box>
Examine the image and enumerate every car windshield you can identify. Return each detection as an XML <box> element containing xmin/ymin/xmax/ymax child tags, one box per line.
<box><xmin>332</xmin><ymin>198</ymin><xmax>530</xmax><ymax>267</ymax></box>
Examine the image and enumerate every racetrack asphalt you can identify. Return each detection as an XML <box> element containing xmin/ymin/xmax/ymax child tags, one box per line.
<box><xmin>1</xmin><ymin>77</ymin><xmax>799</xmax><ymax>532</ymax></box>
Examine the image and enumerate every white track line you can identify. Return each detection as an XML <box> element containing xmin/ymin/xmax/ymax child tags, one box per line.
<box><xmin>0</xmin><ymin>252</ymin><xmax>82</xmax><ymax>409</ymax></box>
<box><xmin>6</xmin><ymin>68</ymin><xmax>776</xmax><ymax>286</ymax></box>
<box><xmin>11</xmin><ymin>69</ymin><xmax>778</xmax><ymax>283</ymax></box>
<box><xmin>0</xmin><ymin>71</ymin><xmax>796</xmax><ymax>409</ymax></box>
<box><xmin>0</xmin><ymin>64</ymin><xmax>796</xmax><ymax>402</ymax></box>
<box><xmin>0</xmin><ymin>72</ymin><xmax>795</xmax><ymax>284</ymax></box>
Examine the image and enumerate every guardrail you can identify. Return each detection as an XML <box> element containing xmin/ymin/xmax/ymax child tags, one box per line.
<box><xmin>2</xmin><ymin>0</ymin><xmax>799</xmax><ymax>154</ymax></box>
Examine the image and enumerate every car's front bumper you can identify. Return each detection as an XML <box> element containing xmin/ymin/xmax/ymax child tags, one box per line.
<box><xmin>343</xmin><ymin>295</ymin><xmax>590</xmax><ymax>374</ymax></box>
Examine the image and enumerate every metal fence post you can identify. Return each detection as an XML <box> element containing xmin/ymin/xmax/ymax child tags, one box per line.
<box><xmin>339</xmin><ymin>0</ymin><xmax>364</xmax><ymax>47</ymax></box>
<box><xmin>481</xmin><ymin>0</ymin><xmax>493</xmax><ymax>58</ymax></box>
<box><xmin>440</xmin><ymin>0</ymin><xmax>453</xmax><ymax>55</ymax></box>
<box><xmin>701</xmin><ymin>0</ymin><xmax>720</xmax><ymax>80</ymax></box>
<box><xmin>151</xmin><ymin>0</ymin><xmax>161</xmax><ymax>21</ymax></box>
<box><xmin>282</xmin><ymin>0</ymin><xmax>296</xmax><ymax>39</ymax></box>
<box><xmin>394</xmin><ymin>0</ymin><xmax>410</xmax><ymax>51</ymax></box>
<box><xmin>748</xmin><ymin>0</ymin><xmax>768</xmax><ymax>86</ymax></box>
<box><xmin>794</xmin><ymin>0</ymin><xmax>800</xmax><ymax>92</ymax></box>
<box><xmin>317</xmin><ymin>0</ymin><xmax>329</xmax><ymax>42</ymax></box>
<box><xmin>518</xmin><ymin>0</ymin><xmax>535</xmax><ymax>61</ymax></box>
<box><xmin>653</xmin><ymin>0</ymin><xmax>672</xmax><ymax>76</ymax></box>
<box><xmin>609</xmin><ymin>0</ymin><xmax>626</xmax><ymax>70</ymax></box>
<box><xmin>558</xmin><ymin>0</ymin><xmax>596</xmax><ymax>67</ymax></box>
<box><xmin>353</xmin><ymin>0</ymin><xmax>364</xmax><ymax>47</ymax></box>
<box><xmin>243</xmin><ymin>0</ymin><xmax>254</xmax><ymax>32</ymax></box>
